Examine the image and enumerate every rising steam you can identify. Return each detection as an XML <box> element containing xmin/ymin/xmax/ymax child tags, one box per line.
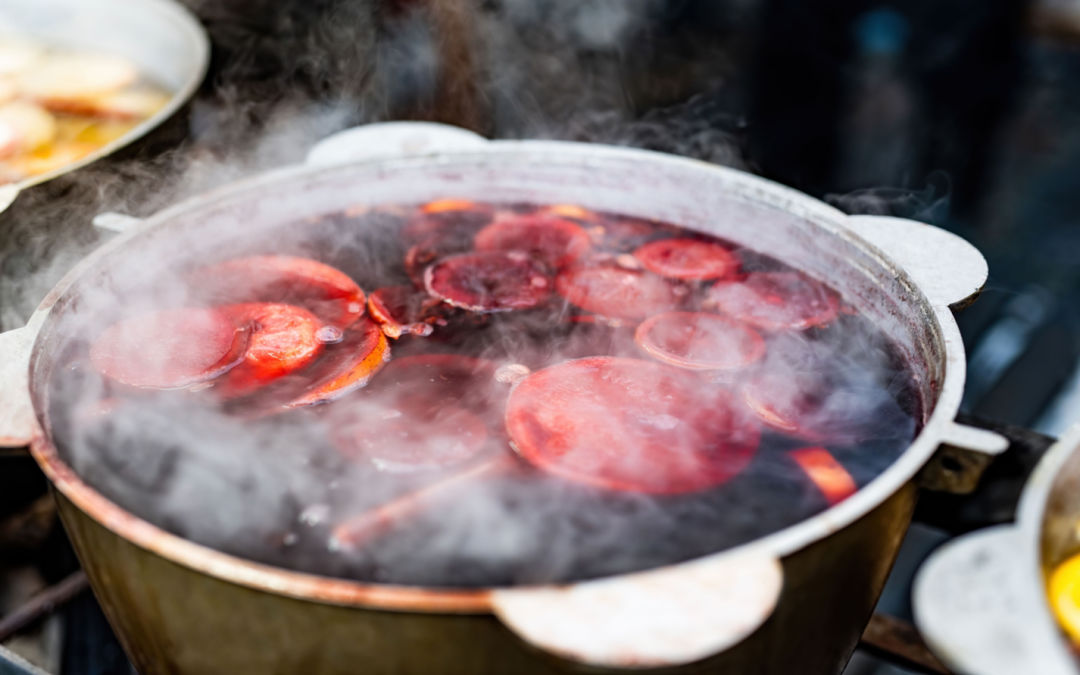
<box><xmin>8</xmin><ymin>0</ymin><xmax>917</xmax><ymax>588</ymax></box>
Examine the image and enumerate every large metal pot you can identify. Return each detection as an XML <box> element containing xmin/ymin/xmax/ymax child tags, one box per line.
<box><xmin>915</xmin><ymin>424</ymin><xmax>1080</xmax><ymax>674</ymax></box>
<box><xmin>0</xmin><ymin>0</ymin><xmax>209</xmax><ymax>214</ymax></box>
<box><xmin>0</xmin><ymin>122</ymin><xmax>1007</xmax><ymax>674</ymax></box>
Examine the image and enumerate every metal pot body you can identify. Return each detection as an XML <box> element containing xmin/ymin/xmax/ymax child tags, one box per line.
<box><xmin>56</xmin><ymin>484</ymin><xmax>916</xmax><ymax>675</ymax></box>
<box><xmin>1</xmin><ymin>127</ymin><xmax>1003</xmax><ymax>673</ymax></box>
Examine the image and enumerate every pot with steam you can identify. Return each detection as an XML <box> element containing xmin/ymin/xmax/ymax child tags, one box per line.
<box><xmin>0</xmin><ymin>0</ymin><xmax>208</xmax><ymax>214</ymax></box>
<box><xmin>0</xmin><ymin>122</ymin><xmax>1007</xmax><ymax>674</ymax></box>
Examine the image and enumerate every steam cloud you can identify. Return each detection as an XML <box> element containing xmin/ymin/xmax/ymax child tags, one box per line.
<box><xmin>7</xmin><ymin>0</ymin><xmax>917</xmax><ymax>588</ymax></box>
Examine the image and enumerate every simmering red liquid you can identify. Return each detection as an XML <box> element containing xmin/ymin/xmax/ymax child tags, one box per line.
<box><xmin>47</xmin><ymin>200</ymin><xmax>922</xmax><ymax>587</ymax></box>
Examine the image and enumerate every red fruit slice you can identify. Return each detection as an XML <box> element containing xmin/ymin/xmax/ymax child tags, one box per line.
<box><xmin>329</xmin><ymin>354</ymin><xmax>500</xmax><ymax>471</ymax></box>
<box><xmin>425</xmin><ymin>251</ymin><xmax>551</xmax><ymax>312</ymax></box>
<box><xmin>705</xmin><ymin>271</ymin><xmax>839</xmax><ymax>331</ymax></box>
<box><xmin>196</xmin><ymin>256</ymin><xmax>366</xmax><ymax>328</ymax></box>
<box><xmin>217</xmin><ymin>303</ymin><xmax>323</xmax><ymax>398</ymax></box>
<box><xmin>473</xmin><ymin>214</ymin><xmax>591</xmax><ymax>268</ymax></box>
<box><xmin>505</xmin><ymin>356</ymin><xmax>760</xmax><ymax>494</ymax></box>
<box><xmin>367</xmin><ymin>285</ymin><xmax>442</xmax><ymax>339</ymax></box>
<box><xmin>788</xmin><ymin>447</ymin><xmax>857</xmax><ymax>506</ymax></box>
<box><xmin>89</xmin><ymin>308</ymin><xmax>247</xmax><ymax>389</ymax></box>
<box><xmin>404</xmin><ymin>240</ymin><xmax>445</xmax><ymax>289</ymax></box>
<box><xmin>555</xmin><ymin>266</ymin><xmax>680</xmax><ymax>320</ymax></box>
<box><xmin>421</xmin><ymin>199</ymin><xmax>485</xmax><ymax>214</ymax></box>
<box><xmin>633</xmin><ymin>238</ymin><xmax>739</xmax><ymax>281</ymax></box>
<box><xmin>402</xmin><ymin>204</ymin><xmax>494</xmax><ymax>288</ymax></box>
<box><xmin>284</xmin><ymin>319</ymin><xmax>390</xmax><ymax>408</ymax></box>
<box><xmin>634</xmin><ymin>311</ymin><xmax>765</xmax><ymax>371</ymax></box>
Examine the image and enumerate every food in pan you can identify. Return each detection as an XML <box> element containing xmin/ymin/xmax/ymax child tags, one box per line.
<box><xmin>0</xmin><ymin>36</ymin><xmax>170</xmax><ymax>184</ymax></box>
<box><xmin>50</xmin><ymin>200</ymin><xmax>921</xmax><ymax>586</ymax></box>
<box><xmin>1048</xmin><ymin>552</ymin><xmax>1080</xmax><ymax>647</ymax></box>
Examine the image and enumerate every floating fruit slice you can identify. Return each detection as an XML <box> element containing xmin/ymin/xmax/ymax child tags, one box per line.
<box><xmin>633</xmin><ymin>238</ymin><xmax>739</xmax><ymax>281</ymax></box>
<box><xmin>217</xmin><ymin>303</ymin><xmax>323</xmax><ymax>398</ymax></box>
<box><xmin>283</xmin><ymin>319</ymin><xmax>389</xmax><ymax>408</ymax></box>
<box><xmin>0</xmin><ymin>101</ymin><xmax>57</xmax><ymax>155</ymax></box>
<box><xmin>89</xmin><ymin>308</ymin><xmax>247</xmax><ymax>389</ymax></box>
<box><xmin>195</xmin><ymin>255</ymin><xmax>366</xmax><ymax>328</ymax></box>
<box><xmin>420</xmin><ymin>199</ymin><xmax>490</xmax><ymax>215</ymax></box>
<box><xmin>18</xmin><ymin>53</ymin><xmax>138</xmax><ymax>101</ymax></box>
<box><xmin>634</xmin><ymin>311</ymin><xmax>765</xmax><ymax>371</ymax></box>
<box><xmin>329</xmin><ymin>354</ymin><xmax>500</xmax><ymax>471</ymax></box>
<box><xmin>505</xmin><ymin>356</ymin><xmax>760</xmax><ymax>494</ymax></box>
<box><xmin>403</xmin><ymin>240</ymin><xmax>445</xmax><ymax>289</ymax></box>
<box><xmin>473</xmin><ymin>213</ymin><xmax>591</xmax><ymax>268</ymax></box>
<box><xmin>705</xmin><ymin>271</ymin><xmax>839</xmax><ymax>331</ymax></box>
<box><xmin>555</xmin><ymin>265</ymin><xmax>680</xmax><ymax>320</ymax></box>
<box><xmin>402</xmin><ymin>203</ymin><xmax>495</xmax><ymax>286</ymax></box>
<box><xmin>1049</xmin><ymin>553</ymin><xmax>1080</xmax><ymax>646</ymax></box>
<box><xmin>425</xmin><ymin>251</ymin><xmax>551</xmax><ymax>312</ymax></box>
<box><xmin>367</xmin><ymin>285</ymin><xmax>441</xmax><ymax>339</ymax></box>
<box><xmin>788</xmin><ymin>447</ymin><xmax>857</xmax><ymax>505</ymax></box>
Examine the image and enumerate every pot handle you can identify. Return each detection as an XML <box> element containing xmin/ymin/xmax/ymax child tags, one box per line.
<box><xmin>918</xmin><ymin>421</ymin><xmax>1010</xmax><ymax>495</ymax></box>
<box><xmin>491</xmin><ymin>550</ymin><xmax>782</xmax><ymax>669</ymax></box>
<box><xmin>845</xmin><ymin>215</ymin><xmax>988</xmax><ymax>309</ymax></box>
<box><xmin>0</xmin><ymin>212</ymin><xmax>144</xmax><ymax>449</ymax></box>
<box><xmin>0</xmin><ymin>318</ymin><xmax>43</xmax><ymax>448</ymax></box>
<box><xmin>305</xmin><ymin>122</ymin><xmax>489</xmax><ymax>167</ymax></box>
<box><xmin>913</xmin><ymin>526</ymin><xmax>1075</xmax><ymax>675</ymax></box>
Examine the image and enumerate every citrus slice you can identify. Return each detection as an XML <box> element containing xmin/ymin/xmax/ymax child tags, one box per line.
<box><xmin>90</xmin><ymin>307</ymin><xmax>247</xmax><ymax>389</ymax></box>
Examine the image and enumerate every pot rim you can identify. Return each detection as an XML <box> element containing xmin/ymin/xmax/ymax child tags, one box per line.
<box><xmin>27</xmin><ymin>140</ymin><xmax>971</xmax><ymax>614</ymax></box>
<box><xmin>6</xmin><ymin>0</ymin><xmax>209</xmax><ymax>193</ymax></box>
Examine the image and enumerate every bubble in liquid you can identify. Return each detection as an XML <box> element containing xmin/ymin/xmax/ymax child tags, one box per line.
<box><xmin>316</xmin><ymin>325</ymin><xmax>344</xmax><ymax>344</ymax></box>
<box><xmin>300</xmin><ymin>503</ymin><xmax>331</xmax><ymax>526</ymax></box>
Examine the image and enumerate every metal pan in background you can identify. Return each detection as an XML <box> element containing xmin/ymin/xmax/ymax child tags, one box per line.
<box><xmin>915</xmin><ymin>424</ymin><xmax>1080</xmax><ymax>675</ymax></box>
<box><xmin>0</xmin><ymin>0</ymin><xmax>209</xmax><ymax>214</ymax></box>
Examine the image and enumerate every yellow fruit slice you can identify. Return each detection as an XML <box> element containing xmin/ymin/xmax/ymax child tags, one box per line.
<box><xmin>1049</xmin><ymin>553</ymin><xmax>1080</xmax><ymax>645</ymax></box>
